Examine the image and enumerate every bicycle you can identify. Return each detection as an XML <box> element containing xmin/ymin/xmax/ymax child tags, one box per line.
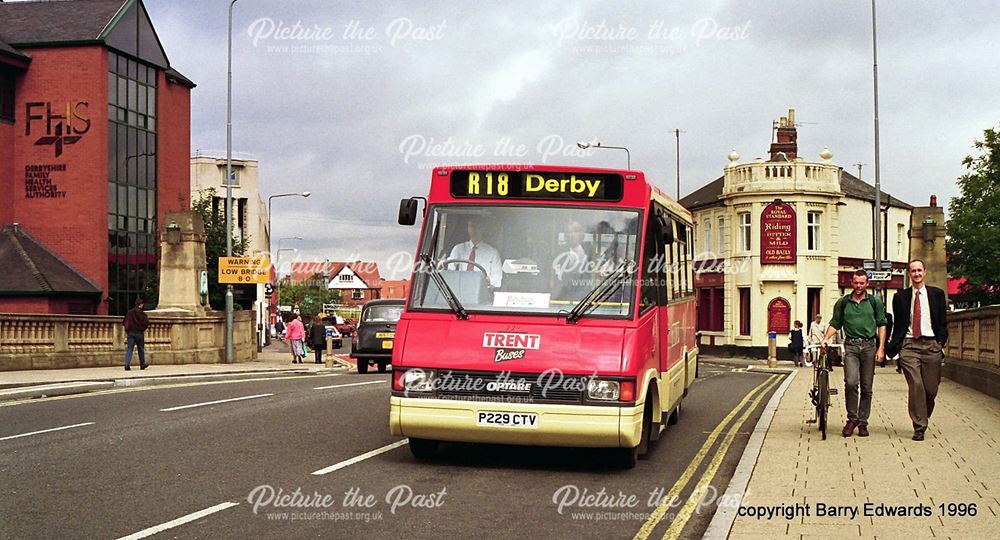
<box><xmin>804</xmin><ymin>343</ymin><xmax>844</xmax><ymax>440</ymax></box>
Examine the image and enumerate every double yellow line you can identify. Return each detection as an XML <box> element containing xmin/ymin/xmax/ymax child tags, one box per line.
<box><xmin>634</xmin><ymin>374</ymin><xmax>782</xmax><ymax>540</ymax></box>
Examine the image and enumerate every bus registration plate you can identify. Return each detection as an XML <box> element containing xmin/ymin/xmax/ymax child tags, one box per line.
<box><xmin>477</xmin><ymin>411</ymin><xmax>538</xmax><ymax>428</ymax></box>
<box><xmin>376</xmin><ymin>332</ymin><xmax>395</xmax><ymax>338</ymax></box>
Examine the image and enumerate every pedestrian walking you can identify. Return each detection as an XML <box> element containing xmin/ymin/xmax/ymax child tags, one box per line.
<box><xmin>122</xmin><ymin>297</ymin><xmax>150</xmax><ymax>371</ymax></box>
<box><xmin>309</xmin><ymin>315</ymin><xmax>327</xmax><ymax>364</ymax></box>
<box><xmin>274</xmin><ymin>318</ymin><xmax>285</xmax><ymax>342</ymax></box>
<box><xmin>886</xmin><ymin>259</ymin><xmax>949</xmax><ymax>441</ymax></box>
<box><xmin>807</xmin><ymin>313</ymin><xmax>827</xmax><ymax>367</ymax></box>
<box><xmin>285</xmin><ymin>314</ymin><xmax>306</xmax><ymax>364</ymax></box>
<box><xmin>822</xmin><ymin>269</ymin><xmax>888</xmax><ymax>438</ymax></box>
<box><xmin>789</xmin><ymin>320</ymin><xmax>805</xmax><ymax>367</ymax></box>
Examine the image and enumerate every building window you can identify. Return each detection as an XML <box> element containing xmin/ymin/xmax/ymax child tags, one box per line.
<box><xmin>703</xmin><ymin>219</ymin><xmax>712</xmax><ymax>255</ymax></box>
<box><xmin>339</xmin><ymin>274</ymin><xmax>352</xmax><ymax>283</ymax></box>
<box><xmin>222</xmin><ymin>167</ymin><xmax>239</xmax><ymax>187</ymax></box>
<box><xmin>739</xmin><ymin>287</ymin><xmax>751</xmax><ymax>335</ymax></box>
<box><xmin>897</xmin><ymin>224</ymin><xmax>905</xmax><ymax>258</ymax></box>
<box><xmin>107</xmin><ymin>51</ymin><xmax>158</xmax><ymax>315</ymax></box>
<box><xmin>807</xmin><ymin>211</ymin><xmax>822</xmax><ymax>251</ymax></box>
<box><xmin>697</xmin><ymin>287</ymin><xmax>725</xmax><ymax>332</ymax></box>
<box><xmin>352</xmin><ymin>289</ymin><xmax>364</xmax><ymax>300</ymax></box>
<box><xmin>0</xmin><ymin>67</ymin><xmax>14</xmax><ymax>122</ymax></box>
<box><xmin>717</xmin><ymin>216</ymin><xmax>725</xmax><ymax>253</ymax></box>
<box><xmin>738</xmin><ymin>212</ymin><xmax>751</xmax><ymax>252</ymax></box>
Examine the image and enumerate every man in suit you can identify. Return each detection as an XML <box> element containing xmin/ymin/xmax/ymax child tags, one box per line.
<box><xmin>886</xmin><ymin>259</ymin><xmax>949</xmax><ymax>441</ymax></box>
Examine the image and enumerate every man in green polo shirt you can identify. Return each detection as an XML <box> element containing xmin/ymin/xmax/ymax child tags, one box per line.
<box><xmin>821</xmin><ymin>269</ymin><xmax>887</xmax><ymax>438</ymax></box>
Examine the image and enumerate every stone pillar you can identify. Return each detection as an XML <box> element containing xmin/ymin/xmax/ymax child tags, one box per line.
<box><xmin>156</xmin><ymin>211</ymin><xmax>208</xmax><ymax>315</ymax></box>
<box><xmin>908</xmin><ymin>196</ymin><xmax>948</xmax><ymax>297</ymax></box>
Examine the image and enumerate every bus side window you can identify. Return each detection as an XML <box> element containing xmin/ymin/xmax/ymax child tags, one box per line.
<box><xmin>640</xmin><ymin>212</ymin><xmax>660</xmax><ymax>312</ymax></box>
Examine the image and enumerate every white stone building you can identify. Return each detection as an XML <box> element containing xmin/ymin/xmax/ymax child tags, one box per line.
<box><xmin>680</xmin><ymin>111</ymin><xmax>913</xmax><ymax>357</ymax></box>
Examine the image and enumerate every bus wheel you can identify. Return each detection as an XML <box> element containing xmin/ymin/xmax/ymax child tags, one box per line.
<box><xmin>408</xmin><ymin>438</ymin><xmax>439</xmax><ymax>460</ymax></box>
<box><xmin>638</xmin><ymin>398</ymin><xmax>653</xmax><ymax>458</ymax></box>
<box><xmin>668</xmin><ymin>402</ymin><xmax>681</xmax><ymax>425</ymax></box>
<box><xmin>357</xmin><ymin>359</ymin><xmax>369</xmax><ymax>374</ymax></box>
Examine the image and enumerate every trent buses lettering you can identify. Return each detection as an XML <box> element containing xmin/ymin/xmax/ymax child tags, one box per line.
<box><xmin>26</xmin><ymin>101</ymin><xmax>91</xmax><ymax>158</ymax></box>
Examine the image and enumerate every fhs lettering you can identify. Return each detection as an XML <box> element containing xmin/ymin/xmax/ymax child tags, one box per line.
<box><xmin>26</xmin><ymin>101</ymin><xmax>91</xmax><ymax>158</ymax></box>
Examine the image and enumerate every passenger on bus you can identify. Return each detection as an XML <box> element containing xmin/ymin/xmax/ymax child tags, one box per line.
<box><xmin>551</xmin><ymin>220</ymin><xmax>590</xmax><ymax>298</ymax></box>
<box><xmin>447</xmin><ymin>218</ymin><xmax>503</xmax><ymax>287</ymax></box>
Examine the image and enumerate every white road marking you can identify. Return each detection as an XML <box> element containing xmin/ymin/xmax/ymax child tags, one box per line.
<box><xmin>313</xmin><ymin>380</ymin><xmax>386</xmax><ymax>390</ymax></box>
<box><xmin>0</xmin><ymin>422</ymin><xmax>95</xmax><ymax>442</ymax></box>
<box><xmin>160</xmin><ymin>393</ymin><xmax>273</xmax><ymax>412</ymax></box>
<box><xmin>116</xmin><ymin>501</ymin><xmax>239</xmax><ymax>540</ymax></box>
<box><xmin>311</xmin><ymin>439</ymin><xmax>409</xmax><ymax>475</ymax></box>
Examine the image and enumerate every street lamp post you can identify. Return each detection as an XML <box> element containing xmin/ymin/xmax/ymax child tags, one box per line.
<box><xmin>267</xmin><ymin>192</ymin><xmax>311</xmax><ymax>257</ymax></box>
<box><xmin>225</xmin><ymin>0</ymin><xmax>238</xmax><ymax>364</ymax></box>
<box><xmin>577</xmin><ymin>142</ymin><xmax>630</xmax><ymax>170</ymax></box>
<box><xmin>266</xmin><ymin>193</ymin><xmax>309</xmax><ymax>331</ymax></box>
<box><xmin>871</xmin><ymin>0</ymin><xmax>883</xmax><ymax>278</ymax></box>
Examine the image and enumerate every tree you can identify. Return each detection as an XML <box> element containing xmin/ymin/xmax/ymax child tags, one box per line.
<box><xmin>278</xmin><ymin>273</ymin><xmax>342</xmax><ymax>319</ymax></box>
<box><xmin>947</xmin><ymin>124</ymin><xmax>1000</xmax><ymax>305</ymax></box>
<box><xmin>192</xmin><ymin>188</ymin><xmax>252</xmax><ymax>310</ymax></box>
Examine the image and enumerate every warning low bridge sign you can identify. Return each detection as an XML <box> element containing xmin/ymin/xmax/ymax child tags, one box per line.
<box><xmin>218</xmin><ymin>257</ymin><xmax>271</xmax><ymax>284</ymax></box>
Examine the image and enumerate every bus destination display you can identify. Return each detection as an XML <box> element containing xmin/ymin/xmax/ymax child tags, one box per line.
<box><xmin>449</xmin><ymin>170</ymin><xmax>624</xmax><ymax>201</ymax></box>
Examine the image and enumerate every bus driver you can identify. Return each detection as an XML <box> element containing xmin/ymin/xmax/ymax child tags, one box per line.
<box><xmin>448</xmin><ymin>218</ymin><xmax>503</xmax><ymax>287</ymax></box>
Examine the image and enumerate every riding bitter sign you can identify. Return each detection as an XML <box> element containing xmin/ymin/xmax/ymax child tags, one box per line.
<box><xmin>218</xmin><ymin>257</ymin><xmax>270</xmax><ymax>284</ymax></box>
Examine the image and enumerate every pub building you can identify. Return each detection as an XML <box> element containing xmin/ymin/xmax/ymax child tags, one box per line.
<box><xmin>680</xmin><ymin>110</ymin><xmax>913</xmax><ymax>357</ymax></box>
<box><xmin>0</xmin><ymin>0</ymin><xmax>194</xmax><ymax>315</ymax></box>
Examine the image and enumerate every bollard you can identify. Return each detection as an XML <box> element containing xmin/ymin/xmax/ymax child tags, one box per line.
<box><xmin>767</xmin><ymin>331</ymin><xmax>777</xmax><ymax>368</ymax></box>
<box><xmin>325</xmin><ymin>334</ymin><xmax>334</xmax><ymax>368</ymax></box>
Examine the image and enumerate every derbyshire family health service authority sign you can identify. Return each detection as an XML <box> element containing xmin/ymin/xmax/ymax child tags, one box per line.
<box><xmin>760</xmin><ymin>202</ymin><xmax>796</xmax><ymax>264</ymax></box>
<box><xmin>218</xmin><ymin>257</ymin><xmax>270</xmax><ymax>284</ymax></box>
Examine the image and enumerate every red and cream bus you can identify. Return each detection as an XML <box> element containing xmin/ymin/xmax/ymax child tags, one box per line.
<box><xmin>390</xmin><ymin>165</ymin><xmax>697</xmax><ymax>467</ymax></box>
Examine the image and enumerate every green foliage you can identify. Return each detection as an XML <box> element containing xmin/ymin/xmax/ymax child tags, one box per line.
<box><xmin>192</xmin><ymin>188</ymin><xmax>252</xmax><ymax>309</ymax></box>
<box><xmin>947</xmin><ymin>125</ymin><xmax>1000</xmax><ymax>305</ymax></box>
<box><xmin>278</xmin><ymin>273</ymin><xmax>342</xmax><ymax>319</ymax></box>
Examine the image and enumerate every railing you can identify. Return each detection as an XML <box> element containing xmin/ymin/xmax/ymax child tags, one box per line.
<box><xmin>945</xmin><ymin>305</ymin><xmax>999</xmax><ymax>368</ymax></box>
<box><xmin>0</xmin><ymin>311</ymin><xmax>258</xmax><ymax>371</ymax></box>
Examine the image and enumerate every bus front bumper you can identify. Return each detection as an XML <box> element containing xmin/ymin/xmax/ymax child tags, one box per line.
<box><xmin>389</xmin><ymin>396</ymin><xmax>643</xmax><ymax>448</ymax></box>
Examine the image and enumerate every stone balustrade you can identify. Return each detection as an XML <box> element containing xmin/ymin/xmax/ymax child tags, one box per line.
<box><xmin>0</xmin><ymin>310</ymin><xmax>257</xmax><ymax>371</ymax></box>
<box><xmin>942</xmin><ymin>305</ymin><xmax>1000</xmax><ymax>399</ymax></box>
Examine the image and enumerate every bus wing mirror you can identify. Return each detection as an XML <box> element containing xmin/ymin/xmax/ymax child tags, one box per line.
<box><xmin>398</xmin><ymin>198</ymin><xmax>419</xmax><ymax>225</ymax></box>
<box><xmin>660</xmin><ymin>218</ymin><xmax>675</xmax><ymax>244</ymax></box>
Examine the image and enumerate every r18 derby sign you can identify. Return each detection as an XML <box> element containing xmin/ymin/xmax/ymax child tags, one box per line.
<box><xmin>760</xmin><ymin>202</ymin><xmax>796</xmax><ymax>264</ymax></box>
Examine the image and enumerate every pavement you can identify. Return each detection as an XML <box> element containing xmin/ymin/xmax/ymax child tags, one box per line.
<box><xmin>0</xmin><ymin>342</ymin><xmax>354</xmax><ymax>400</ymax></box>
<box><xmin>714</xmin><ymin>360</ymin><xmax>1000</xmax><ymax>539</ymax></box>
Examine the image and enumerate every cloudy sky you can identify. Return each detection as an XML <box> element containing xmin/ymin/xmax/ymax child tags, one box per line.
<box><xmin>143</xmin><ymin>0</ymin><xmax>999</xmax><ymax>278</ymax></box>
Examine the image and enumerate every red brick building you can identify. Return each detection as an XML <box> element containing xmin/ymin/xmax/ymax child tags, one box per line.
<box><xmin>380</xmin><ymin>279</ymin><xmax>410</xmax><ymax>300</ymax></box>
<box><xmin>288</xmin><ymin>261</ymin><xmax>383</xmax><ymax>307</ymax></box>
<box><xmin>0</xmin><ymin>0</ymin><xmax>194</xmax><ymax>315</ymax></box>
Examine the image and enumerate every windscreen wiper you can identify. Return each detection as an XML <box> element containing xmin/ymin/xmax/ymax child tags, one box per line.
<box><xmin>420</xmin><ymin>253</ymin><xmax>469</xmax><ymax>320</ymax></box>
<box><xmin>566</xmin><ymin>261</ymin><xmax>634</xmax><ymax>324</ymax></box>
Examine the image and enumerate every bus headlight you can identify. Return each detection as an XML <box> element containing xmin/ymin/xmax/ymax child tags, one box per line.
<box><xmin>587</xmin><ymin>379</ymin><xmax>621</xmax><ymax>401</ymax></box>
<box><xmin>399</xmin><ymin>368</ymin><xmax>435</xmax><ymax>393</ymax></box>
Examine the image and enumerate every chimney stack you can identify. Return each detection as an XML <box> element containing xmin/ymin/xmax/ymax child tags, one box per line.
<box><xmin>769</xmin><ymin>108</ymin><xmax>798</xmax><ymax>161</ymax></box>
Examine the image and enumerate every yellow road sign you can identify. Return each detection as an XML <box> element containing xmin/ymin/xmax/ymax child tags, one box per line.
<box><xmin>218</xmin><ymin>256</ymin><xmax>271</xmax><ymax>284</ymax></box>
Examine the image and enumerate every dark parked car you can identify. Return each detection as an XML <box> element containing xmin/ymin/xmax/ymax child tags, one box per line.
<box><xmin>350</xmin><ymin>299</ymin><xmax>404</xmax><ymax>373</ymax></box>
